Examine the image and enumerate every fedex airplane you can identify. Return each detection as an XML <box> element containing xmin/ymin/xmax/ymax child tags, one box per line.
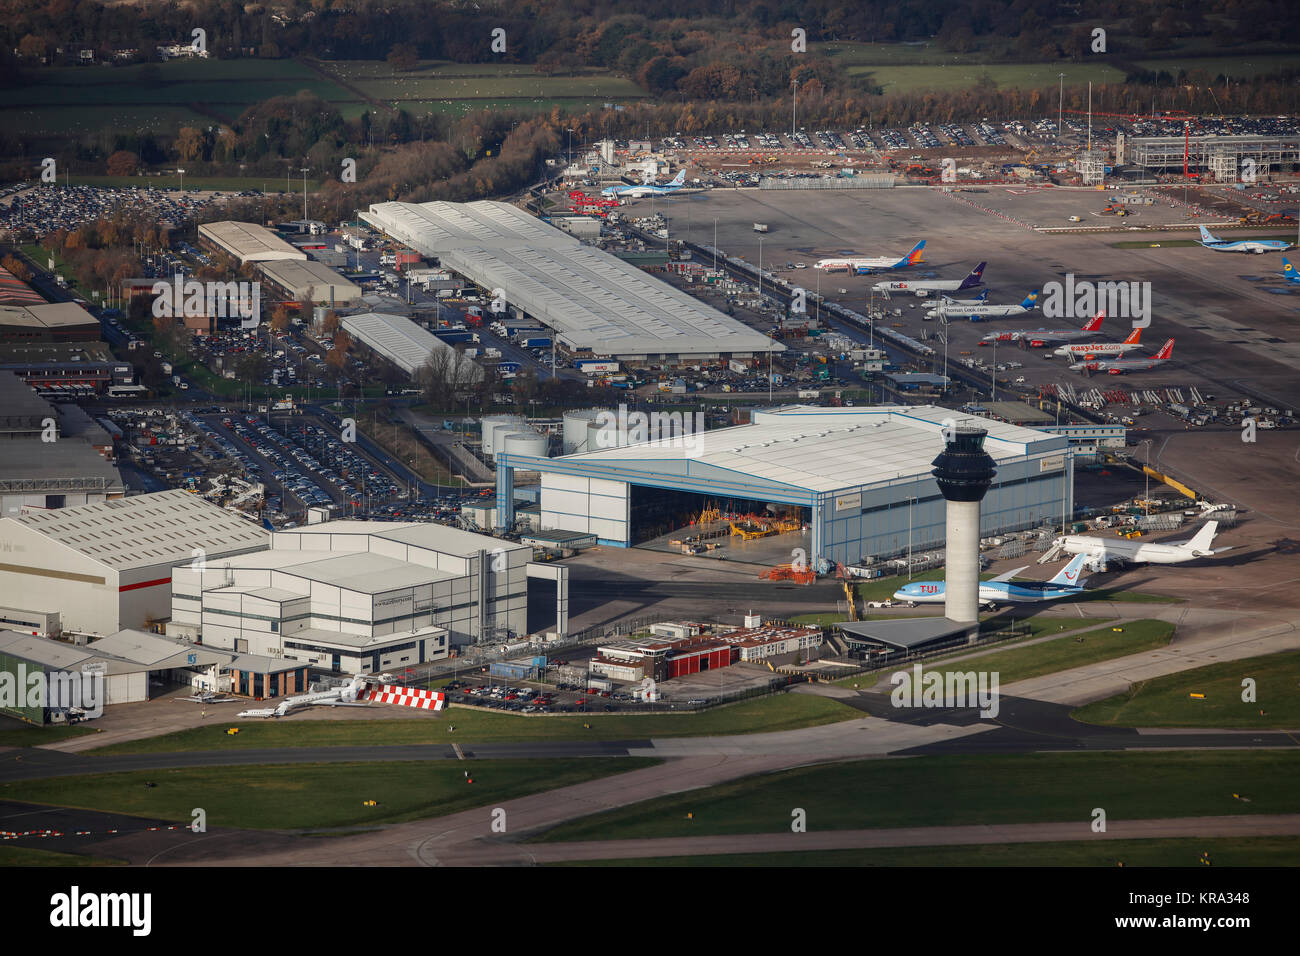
<box><xmin>1070</xmin><ymin>338</ymin><xmax>1174</xmax><ymax>374</ymax></box>
<box><xmin>1050</xmin><ymin>520</ymin><xmax>1230</xmax><ymax>571</ymax></box>
<box><xmin>929</xmin><ymin>289</ymin><xmax>1038</xmax><ymax>321</ymax></box>
<box><xmin>814</xmin><ymin>240</ymin><xmax>926</xmax><ymax>274</ymax></box>
<box><xmin>1197</xmin><ymin>225</ymin><xmax>1292</xmax><ymax>254</ymax></box>
<box><xmin>893</xmin><ymin>554</ymin><xmax>1090</xmax><ymax>607</ymax></box>
<box><xmin>1279</xmin><ymin>257</ymin><xmax>1300</xmax><ymax>284</ymax></box>
<box><xmin>1054</xmin><ymin>325</ymin><xmax>1143</xmax><ymax>360</ymax></box>
<box><xmin>602</xmin><ymin>170</ymin><xmax>687</xmax><ymax>199</ymax></box>
<box><xmin>981</xmin><ymin>309</ymin><xmax>1104</xmax><ymax>347</ymax></box>
<box><xmin>874</xmin><ymin>262</ymin><xmax>986</xmax><ymax>297</ymax></box>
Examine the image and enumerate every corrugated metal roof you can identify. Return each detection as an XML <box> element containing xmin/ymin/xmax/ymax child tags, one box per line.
<box><xmin>362</xmin><ymin>200</ymin><xmax>782</xmax><ymax>358</ymax></box>
<box><xmin>8</xmin><ymin>489</ymin><xmax>268</xmax><ymax>571</ymax></box>
<box><xmin>198</xmin><ymin>221</ymin><xmax>307</xmax><ymax>264</ymax></box>
<box><xmin>541</xmin><ymin>405</ymin><xmax>1066</xmax><ymax>494</ymax></box>
<box><xmin>339</xmin><ymin>311</ymin><xmax>481</xmax><ymax>379</ymax></box>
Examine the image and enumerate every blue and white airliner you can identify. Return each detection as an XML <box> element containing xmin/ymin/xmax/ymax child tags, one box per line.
<box><xmin>893</xmin><ymin>554</ymin><xmax>1089</xmax><ymax>607</ymax></box>
<box><xmin>1197</xmin><ymin>226</ymin><xmax>1292</xmax><ymax>254</ymax></box>
<box><xmin>602</xmin><ymin>170</ymin><xmax>687</xmax><ymax>199</ymax></box>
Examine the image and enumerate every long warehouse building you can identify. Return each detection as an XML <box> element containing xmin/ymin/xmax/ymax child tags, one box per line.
<box><xmin>340</xmin><ymin>311</ymin><xmax>482</xmax><ymax>381</ymax></box>
<box><xmin>360</xmin><ymin>199</ymin><xmax>783</xmax><ymax>361</ymax></box>
<box><xmin>495</xmin><ymin>405</ymin><xmax>1071</xmax><ymax>567</ymax></box>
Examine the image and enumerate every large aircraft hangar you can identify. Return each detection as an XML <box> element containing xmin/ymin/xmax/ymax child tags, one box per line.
<box><xmin>496</xmin><ymin>406</ymin><xmax>1072</xmax><ymax>567</ymax></box>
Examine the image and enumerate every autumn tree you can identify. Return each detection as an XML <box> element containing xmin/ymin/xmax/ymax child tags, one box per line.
<box><xmin>106</xmin><ymin>151</ymin><xmax>140</xmax><ymax>177</ymax></box>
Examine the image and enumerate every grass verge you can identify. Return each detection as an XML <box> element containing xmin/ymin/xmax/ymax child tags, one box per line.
<box><xmin>530</xmin><ymin>751</ymin><xmax>1300</xmax><ymax>843</ymax></box>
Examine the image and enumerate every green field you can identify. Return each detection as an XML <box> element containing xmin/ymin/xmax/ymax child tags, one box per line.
<box><xmin>87</xmin><ymin>693</ymin><xmax>860</xmax><ymax>755</ymax></box>
<box><xmin>0</xmin><ymin>722</ymin><xmax>98</xmax><ymax>748</ymax></box>
<box><xmin>941</xmin><ymin>619</ymin><xmax>1174</xmax><ymax>685</ymax></box>
<box><xmin>1074</xmin><ymin>650</ymin><xmax>1300</xmax><ymax>730</ymax></box>
<box><xmin>546</xmin><ymin>836</ymin><xmax>1300</xmax><ymax>867</ymax></box>
<box><xmin>818</xmin><ymin>41</ymin><xmax>1300</xmax><ymax>94</ymax></box>
<box><xmin>531</xmin><ymin>751</ymin><xmax>1300</xmax><ymax>844</ymax></box>
<box><xmin>0</xmin><ymin>845</ymin><xmax>122</xmax><ymax>867</ymax></box>
<box><xmin>4</xmin><ymin>758</ymin><xmax>657</xmax><ymax>830</ymax></box>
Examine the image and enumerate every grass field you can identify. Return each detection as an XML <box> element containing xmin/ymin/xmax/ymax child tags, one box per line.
<box><xmin>87</xmin><ymin>693</ymin><xmax>860</xmax><ymax>755</ymax></box>
<box><xmin>942</xmin><ymin>618</ymin><xmax>1174</xmax><ymax>685</ymax></box>
<box><xmin>0</xmin><ymin>845</ymin><xmax>122</xmax><ymax>867</ymax></box>
<box><xmin>0</xmin><ymin>722</ymin><xmax>98</xmax><ymax>748</ymax></box>
<box><xmin>3</xmin><ymin>758</ymin><xmax>657</xmax><ymax>829</ymax></box>
<box><xmin>1073</xmin><ymin>650</ymin><xmax>1300</xmax><ymax>730</ymax></box>
<box><xmin>530</xmin><ymin>751</ymin><xmax>1300</xmax><ymax>843</ymax></box>
<box><xmin>818</xmin><ymin>41</ymin><xmax>1300</xmax><ymax>94</ymax></box>
<box><xmin>545</xmin><ymin>835</ymin><xmax>1300</xmax><ymax>867</ymax></box>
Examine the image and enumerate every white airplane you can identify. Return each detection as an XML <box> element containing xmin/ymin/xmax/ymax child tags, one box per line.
<box><xmin>874</xmin><ymin>262</ymin><xmax>986</xmax><ymax>298</ymax></box>
<box><xmin>1050</xmin><ymin>520</ymin><xmax>1230</xmax><ymax>571</ymax></box>
<box><xmin>601</xmin><ymin>170</ymin><xmax>686</xmax><ymax>199</ymax></box>
<box><xmin>1198</xmin><ymin>225</ymin><xmax>1291</xmax><ymax>254</ymax></box>
<box><xmin>814</xmin><ymin>240</ymin><xmax>926</xmax><ymax>274</ymax></box>
<box><xmin>894</xmin><ymin>554</ymin><xmax>1090</xmax><ymax>606</ymax></box>
<box><xmin>237</xmin><ymin>675</ymin><xmax>371</xmax><ymax>718</ymax></box>
<box><xmin>174</xmin><ymin>691</ymin><xmax>237</xmax><ymax>704</ymax></box>
<box><xmin>981</xmin><ymin>309</ymin><xmax>1105</xmax><ymax>347</ymax></box>
<box><xmin>1054</xmin><ymin>325</ymin><xmax>1143</xmax><ymax>360</ymax></box>
<box><xmin>1070</xmin><ymin>338</ymin><xmax>1174</xmax><ymax>374</ymax></box>
<box><xmin>928</xmin><ymin>289</ymin><xmax>1038</xmax><ymax>321</ymax></box>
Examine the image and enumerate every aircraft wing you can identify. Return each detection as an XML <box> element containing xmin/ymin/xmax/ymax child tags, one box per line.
<box><xmin>988</xmin><ymin>565</ymin><xmax>1029</xmax><ymax>583</ymax></box>
<box><xmin>317</xmin><ymin>700</ymin><xmax>371</xmax><ymax>708</ymax></box>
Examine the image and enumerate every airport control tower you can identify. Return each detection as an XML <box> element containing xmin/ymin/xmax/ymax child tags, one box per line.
<box><xmin>932</xmin><ymin>425</ymin><xmax>997</xmax><ymax>623</ymax></box>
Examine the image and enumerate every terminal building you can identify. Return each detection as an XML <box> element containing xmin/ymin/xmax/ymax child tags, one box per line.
<box><xmin>496</xmin><ymin>405</ymin><xmax>1071</xmax><ymax>567</ymax></box>
<box><xmin>169</xmin><ymin>519</ymin><xmax>564</xmax><ymax>670</ymax></box>
<box><xmin>360</xmin><ymin>199</ymin><xmax>782</xmax><ymax>362</ymax></box>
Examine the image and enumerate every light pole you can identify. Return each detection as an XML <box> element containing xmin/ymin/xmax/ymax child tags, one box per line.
<box><xmin>177</xmin><ymin>167</ymin><xmax>185</xmax><ymax>192</ymax></box>
<box><xmin>758</xmin><ymin>236</ymin><xmax>763</xmax><ymax>300</ymax></box>
<box><xmin>907</xmin><ymin>495</ymin><xmax>917</xmax><ymax>579</ymax></box>
<box><xmin>791</xmin><ymin>79</ymin><xmax>798</xmax><ymax>139</ymax></box>
<box><xmin>1057</xmin><ymin>73</ymin><xmax>1065</xmax><ymax>144</ymax></box>
<box><xmin>712</xmin><ymin>218</ymin><xmax>718</xmax><ymax>270</ymax></box>
<box><xmin>301</xmin><ymin>167</ymin><xmax>310</xmax><ymax>222</ymax></box>
<box><xmin>1141</xmin><ymin>439</ymin><xmax>1152</xmax><ymax>514</ymax></box>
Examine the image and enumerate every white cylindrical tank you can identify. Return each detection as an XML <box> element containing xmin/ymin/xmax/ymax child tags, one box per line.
<box><xmin>480</xmin><ymin>415</ymin><xmax>524</xmax><ymax>458</ymax></box>
<box><xmin>587</xmin><ymin>418</ymin><xmax>628</xmax><ymax>451</ymax></box>
<box><xmin>498</xmin><ymin>429</ymin><xmax>550</xmax><ymax>460</ymax></box>
<box><xmin>562</xmin><ymin>409</ymin><xmax>607</xmax><ymax>455</ymax></box>
<box><xmin>944</xmin><ymin>499</ymin><xmax>982</xmax><ymax>623</ymax></box>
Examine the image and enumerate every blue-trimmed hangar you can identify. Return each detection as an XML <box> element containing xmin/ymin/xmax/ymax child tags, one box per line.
<box><xmin>496</xmin><ymin>406</ymin><xmax>1073</xmax><ymax>567</ymax></box>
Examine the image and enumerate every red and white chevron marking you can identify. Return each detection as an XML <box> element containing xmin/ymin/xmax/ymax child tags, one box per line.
<box><xmin>366</xmin><ymin>683</ymin><xmax>446</xmax><ymax>711</ymax></box>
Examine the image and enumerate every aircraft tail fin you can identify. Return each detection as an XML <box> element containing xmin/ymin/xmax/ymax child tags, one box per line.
<box><xmin>1049</xmin><ymin>553</ymin><xmax>1088</xmax><ymax>586</ymax></box>
<box><xmin>1198</xmin><ymin>225</ymin><xmax>1218</xmax><ymax>244</ymax></box>
<box><xmin>669</xmin><ymin>170</ymin><xmax>686</xmax><ymax>186</ymax></box>
<box><xmin>1185</xmin><ymin>520</ymin><xmax>1218</xmax><ymax>553</ymax></box>
<box><xmin>1082</xmin><ymin>309</ymin><xmax>1105</xmax><ymax>332</ymax></box>
<box><xmin>1154</xmin><ymin>338</ymin><xmax>1175</xmax><ymax>360</ymax></box>
<box><xmin>902</xmin><ymin>239</ymin><xmax>926</xmax><ymax>266</ymax></box>
<box><xmin>959</xmin><ymin>262</ymin><xmax>987</xmax><ymax>289</ymax></box>
<box><xmin>1021</xmin><ymin>290</ymin><xmax>1040</xmax><ymax>309</ymax></box>
<box><xmin>1122</xmin><ymin>325</ymin><xmax>1142</xmax><ymax>345</ymax></box>
<box><xmin>1283</xmin><ymin>257</ymin><xmax>1297</xmax><ymax>282</ymax></box>
<box><xmin>975</xmin><ymin>289</ymin><xmax>989</xmax><ymax>302</ymax></box>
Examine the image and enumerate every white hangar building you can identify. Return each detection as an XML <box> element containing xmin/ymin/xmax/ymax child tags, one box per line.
<box><xmin>0</xmin><ymin>490</ymin><xmax>269</xmax><ymax>639</ymax></box>
<box><xmin>170</xmin><ymin>519</ymin><xmax>567</xmax><ymax>672</ymax></box>
<box><xmin>495</xmin><ymin>405</ymin><xmax>1072</xmax><ymax>567</ymax></box>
